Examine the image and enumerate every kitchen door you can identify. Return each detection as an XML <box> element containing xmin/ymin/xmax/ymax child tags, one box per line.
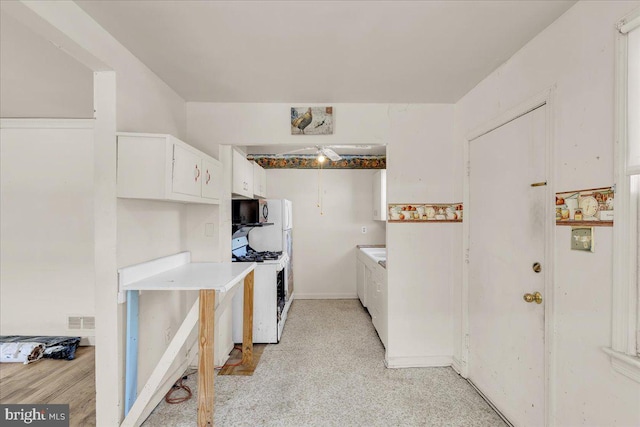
<box><xmin>468</xmin><ymin>105</ymin><xmax>547</xmax><ymax>426</ymax></box>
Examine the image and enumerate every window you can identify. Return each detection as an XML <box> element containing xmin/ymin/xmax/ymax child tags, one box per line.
<box><xmin>606</xmin><ymin>8</ymin><xmax>640</xmax><ymax>382</ymax></box>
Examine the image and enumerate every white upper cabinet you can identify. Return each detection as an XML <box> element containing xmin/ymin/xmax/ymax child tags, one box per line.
<box><xmin>201</xmin><ymin>157</ymin><xmax>222</xmax><ymax>201</ymax></box>
<box><xmin>252</xmin><ymin>161</ymin><xmax>267</xmax><ymax>199</ymax></box>
<box><xmin>373</xmin><ymin>169</ymin><xmax>387</xmax><ymax>221</ymax></box>
<box><xmin>232</xmin><ymin>149</ymin><xmax>254</xmax><ymax>198</ymax></box>
<box><xmin>117</xmin><ymin>133</ymin><xmax>221</xmax><ymax>204</ymax></box>
<box><xmin>172</xmin><ymin>144</ymin><xmax>202</xmax><ymax>197</ymax></box>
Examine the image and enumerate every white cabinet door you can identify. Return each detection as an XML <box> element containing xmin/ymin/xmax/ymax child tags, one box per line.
<box><xmin>365</xmin><ymin>266</ymin><xmax>374</xmax><ymax>317</ymax></box>
<box><xmin>232</xmin><ymin>150</ymin><xmax>253</xmax><ymax>198</ymax></box>
<box><xmin>356</xmin><ymin>258</ymin><xmax>366</xmax><ymax>307</ymax></box>
<box><xmin>373</xmin><ymin>170</ymin><xmax>387</xmax><ymax>221</ymax></box>
<box><xmin>201</xmin><ymin>157</ymin><xmax>222</xmax><ymax>201</ymax></box>
<box><xmin>378</xmin><ymin>272</ymin><xmax>387</xmax><ymax>348</ymax></box>
<box><xmin>260</xmin><ymin>165</ymin><xmax>267</xmax><ymax>197</ymax></box>
<box><xmin>252</xmin><ymin>162</ymin><xmax>267</xmax><ymax>198</ymax></box>
<box><xmin>172</xmin><ymin>144</ymin><xmax>201</xmax><ymax>197</ymax></box>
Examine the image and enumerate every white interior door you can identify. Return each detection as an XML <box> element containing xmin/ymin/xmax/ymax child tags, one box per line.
<box><xmin>468</xmin><ymin>106</ymin><xmax>547</xmax><ymax>426</ymax></box>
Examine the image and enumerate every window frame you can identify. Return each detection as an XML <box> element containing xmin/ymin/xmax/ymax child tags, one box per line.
<box><xmin>606</xmin><ymin>8</ymin><xmax>640</xmax><ymax>383</ymax></box>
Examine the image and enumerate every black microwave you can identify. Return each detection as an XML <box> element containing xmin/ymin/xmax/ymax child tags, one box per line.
<box><xmin>232</xmin><ymin>199</ymin><xmax>268</xmax><ymax>225</ymax></box>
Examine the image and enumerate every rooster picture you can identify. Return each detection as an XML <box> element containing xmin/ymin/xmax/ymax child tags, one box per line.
<box><xmin>291</xmin><ymin>107</ymin><xmax>313</xmax><ymax>134</ymax></box>
<box><xmin>290</xmin><ymin>106</ymin><xmax>333</xmax><ymax>135</ymax></box>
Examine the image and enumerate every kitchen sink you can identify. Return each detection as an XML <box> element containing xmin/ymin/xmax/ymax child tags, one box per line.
<box><xmin>360</xmin><ymin>247</ymin><xmax>387</xmax><ymax>262</ymax></box>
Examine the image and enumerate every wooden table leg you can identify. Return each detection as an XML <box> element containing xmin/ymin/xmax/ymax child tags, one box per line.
<box><xmin>242</xmin><ymin>270</ymin><xmax>254</xmax><ymax>366</ymax></box>
<box><xmin>198</xmin><ymin>290</ymin><xmax>215</xmax><ymax>427</ymax></box>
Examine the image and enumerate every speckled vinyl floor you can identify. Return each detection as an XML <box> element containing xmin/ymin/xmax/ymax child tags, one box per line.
<box><xmin>143</xmin><ymin>299</ymin><xmax>506</xmax><ymax>427</ymax></box>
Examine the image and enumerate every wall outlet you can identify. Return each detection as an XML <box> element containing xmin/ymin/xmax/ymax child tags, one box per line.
<box><xmin>571</xmin><ymin>227</ymin><xmax>594</xmax><ymax>252</ymax></box>
<box><xmin>361</xmin><ymin>226</ymin><xmax>367</xmax><ymax>234</ymax></box>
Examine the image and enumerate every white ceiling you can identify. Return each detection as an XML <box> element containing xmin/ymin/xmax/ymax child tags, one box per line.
<box><xmin>77</xmin><ymin>0</ymin><xmax>576</xmax><ymax>104</ymax></box>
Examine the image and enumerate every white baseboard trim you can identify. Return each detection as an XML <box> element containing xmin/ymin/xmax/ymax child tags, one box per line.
<box><xmin>451</xmin><ymin>356</ymin><xmax>464</xmax><ymax>374</ymax></box>
<box><xmin>80</xmin><ymin>336</ymin><xmax>96</xmax><ymax>346</ymax></box>
<box><xmin>385</xmin><ymin>355</ymin><xmax>453</xmax><ymax>368</ymax></box>
<box><xmin>295</xmin><ymin>293</ymin><xmax>357</xmax><ymax>300</ymax></box>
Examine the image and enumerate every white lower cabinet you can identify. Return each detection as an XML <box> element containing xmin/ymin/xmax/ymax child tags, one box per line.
<box><xmin>117</xmin><ymin>132</ymin><xmax>221</xmax><ymax>204</ymax></box>
<box><xmin>356</xmin><ymin>258</ymin><xmax>367</xmax><ymax>307</ymax></box>
<box><xmin>356</xmin><ymin>249</ymin><xmax>387</xmax><ymax>348</ymax></box>
<box><xmin>372</xmin><ymin>270</ymin><xmax>387</xmax><ymax>348</ymax></box>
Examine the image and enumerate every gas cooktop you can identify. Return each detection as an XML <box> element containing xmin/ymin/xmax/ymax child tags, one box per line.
<box><xmin>232</xmin><ymin>249</ymin><xmax>283</xmax><ymax>263</ymax></box>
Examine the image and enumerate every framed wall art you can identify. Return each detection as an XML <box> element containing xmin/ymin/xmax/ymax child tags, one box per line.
<box><xmin>291</xmin><ymin>106</ymin><xmax>333</xmax><ymax>135</ymax></box>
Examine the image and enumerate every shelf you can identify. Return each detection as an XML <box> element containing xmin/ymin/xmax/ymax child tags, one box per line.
<box><xmin>556</xmin><ymin>220</ymin><xmax>613</xmax><ymax>227</ymax></box>
<box><xmin>388</xmin><ymin>219</ymin><xmax>462</xmax><ymax>223</ymax></box>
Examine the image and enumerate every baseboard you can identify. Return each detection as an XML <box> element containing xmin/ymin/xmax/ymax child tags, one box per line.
<box><xmin>80</xmin><ymin>336</ymin><xmax>95</xmax><ymax>346</ymax></box>
<box><xmin>451</xmin><ymin>356</ymin><xmax>464</xmax><ymax>374</ymax></box>
<box><xmin>294</xmin><ymin>293</ymin><xmax>357</xmax><ymax>299</ymax></box>
<box><xmin>385</xmin><ymin>355</ymin><xmax>453</xmax><ymax>368</ymax></box>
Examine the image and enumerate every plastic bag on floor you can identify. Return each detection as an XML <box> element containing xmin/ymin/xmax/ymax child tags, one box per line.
<box><xmin>0</xmin><ymin>342</ymin><xmax>46</xmax><ymax>364</ymax></box>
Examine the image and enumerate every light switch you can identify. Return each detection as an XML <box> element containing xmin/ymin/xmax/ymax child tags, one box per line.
<box><xmin>571</xmin><ymin>227</ymin><xmax>594</xmax><ymax>252</ymax></box>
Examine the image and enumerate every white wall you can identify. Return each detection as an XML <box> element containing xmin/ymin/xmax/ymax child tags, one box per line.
<box><xmin>0</xmin><ymin>123</ymin><xmax>95</xmax><ymax>340</ymax></box>
<box><xmin>187</xmin><ymin>102</ymin><xmax>458</xmax><ymax>368</ymax></box>
<box><xmin>0</xmin><ymin>13</ymin><xmax>93</xmax><ymax>118</ymax></box>
<box><xmin>386</xmin><ymin>104</ymin><xmax>456</xmax><ymax>367</ymax></box>
<box><xmin>266</xmin><ymin>169</ymin><xmax>386</xmax><ymax>299</ymax></box>
<box><xmin>0</xmin><ymin>3</ymin><xmax>216</xmax><ymax>423</ymax></box>
<box><xmin>453</xmin><ymin>2</ymin><xmax>640</xmax><ymax>426</ymax></box>
<box><xmin>186</xmin><ymin>103</ymin><xmax>390</xmax><ymax>155</ymax></box>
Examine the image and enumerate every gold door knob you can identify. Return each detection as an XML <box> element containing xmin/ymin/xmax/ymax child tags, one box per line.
<box><xmin>523</xmin><ymin>292</ymin><xmax>543</xmax><ymax>304</ymax></box>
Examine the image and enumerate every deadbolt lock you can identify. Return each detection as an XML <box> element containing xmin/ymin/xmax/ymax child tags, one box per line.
<box><xmin>523</xmin><ymin>292</ymin><xmax>543</xmax><ymax>304</ymax></box>
<box><xmin>532</xmin><ymin>262</ymin><xmax>542</xmax><ymax>273</ymax></box>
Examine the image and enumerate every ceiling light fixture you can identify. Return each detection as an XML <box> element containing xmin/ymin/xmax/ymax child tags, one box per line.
<box><xmin>317</xmin><ymin>153</ymin><xmax>326</xmax><ymax>163</ymax></box>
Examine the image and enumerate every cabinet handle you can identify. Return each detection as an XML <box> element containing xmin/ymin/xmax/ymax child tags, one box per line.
<box><xmin>194</xmin><ymin>164</ymin><xmax>201</xmax><ymax>182</ymax></box>
<box><xmin>205</xmin><ymin>170</ymin><xmax>211</xmax><ymax>184</ymax></box>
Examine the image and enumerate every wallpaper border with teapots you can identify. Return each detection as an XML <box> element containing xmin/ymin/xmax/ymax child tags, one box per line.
<box><xmin>387</xmin><ymin>203</ymin><xmax>463</xmax><ymax>223</ymax></box>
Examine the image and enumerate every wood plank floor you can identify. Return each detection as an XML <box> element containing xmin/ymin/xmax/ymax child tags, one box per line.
<box><xmin>0</xmin><ymin>346</ymin><xmax>96</xmax><ymax>426</ymax></box>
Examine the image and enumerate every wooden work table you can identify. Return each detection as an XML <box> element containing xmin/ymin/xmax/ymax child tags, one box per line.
<box><xmin>118</xmin><ymin>252</ymin><xmax>256</xmax><ymax>427</ymax></box>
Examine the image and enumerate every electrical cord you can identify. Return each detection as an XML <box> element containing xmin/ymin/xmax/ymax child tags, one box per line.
<box><xmin>214</xmin><ymin>345</ymin><xmax>244</xmax><ymax>369</ymax></box>
<box><xmin>165</xmin><ymin>346</ymin><xmax>245</xmax><ymax>403</ymax></box>
<box><xmin>164</xmin><ymin>369</ymin><xmax>197</xmax><ymax>404</ymax></box>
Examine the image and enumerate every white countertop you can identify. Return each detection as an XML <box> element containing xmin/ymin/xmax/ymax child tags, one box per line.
<box><xmin>121</xmin><ymin>262</ymin><xmax>256</xmax><ymax>292</ymax></box>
